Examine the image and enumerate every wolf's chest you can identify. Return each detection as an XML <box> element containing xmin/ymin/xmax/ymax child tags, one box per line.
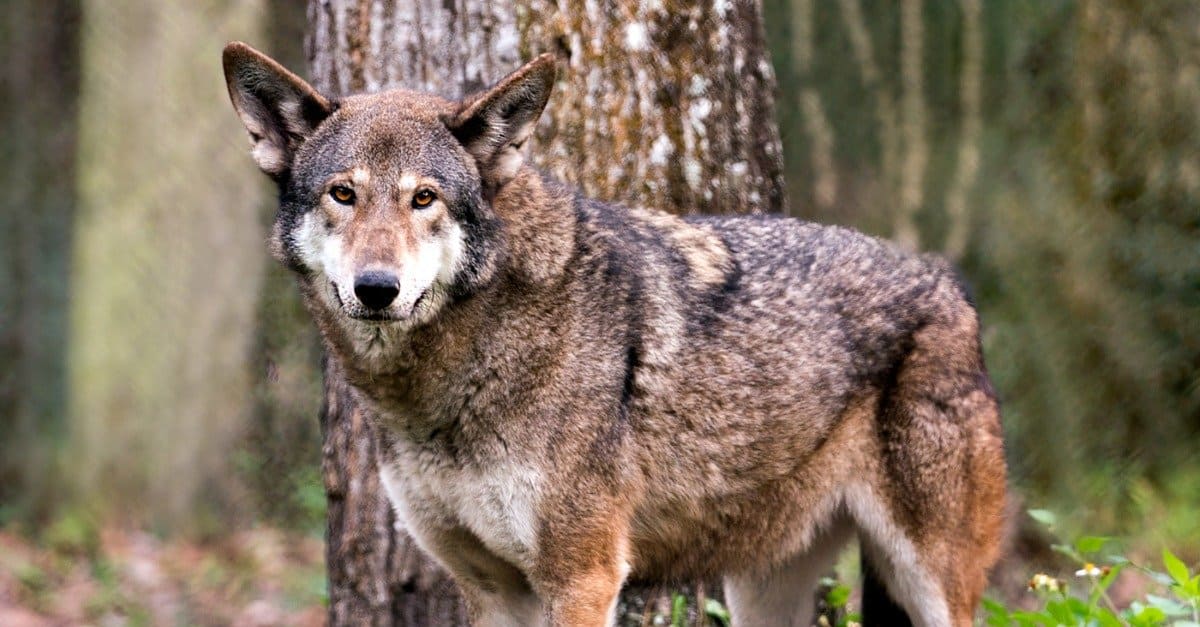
<box><xmin>378</xmin><ymin>447</ymin><xmax>543</xmax><ymax>568</ymax></box>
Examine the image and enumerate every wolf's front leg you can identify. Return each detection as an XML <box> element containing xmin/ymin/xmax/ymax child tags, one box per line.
<box><xmin>532</xmin><ymin>517</ymin><xmax>631</xmax><ymax>627</ymax></box>
<box><xmin>539</xmin><ymin>568</ymin><xmax>625</xmax><ymax>626</ymax></box>
<box><xmin>400</xmin><ymin>522</ymin><xmax>542</xmax><ymax>626</ymax></box>
<box><xmin>458</xmin><ymin>582</ymin><xmax>542</xmax><ymax>627</ymax></box>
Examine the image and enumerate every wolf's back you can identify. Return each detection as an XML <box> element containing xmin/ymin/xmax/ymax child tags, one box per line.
<box><xmin>672</xmin><ymin>213</ymin><xmax>973</xmax><ymax>384</ymax></box>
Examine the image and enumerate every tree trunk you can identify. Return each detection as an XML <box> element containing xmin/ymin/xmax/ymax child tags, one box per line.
<box><xmin>306</xmin><ymin>1</ymin><xmax>785</xmax><ymax>624</ymax></box>
<box><xmin>67</xmin><ymin>0</ymin><xmax>266</xmax><ymax>530</ymax></box>
<box><xmin>0</xmin><ymin>0</ymin><xmax>80</xmax><ymax>518</ymax></box>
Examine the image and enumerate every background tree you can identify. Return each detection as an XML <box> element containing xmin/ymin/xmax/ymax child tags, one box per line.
<box><xmin>66</xmin><ymin>0</ymin><xmax>268</xmax><ymax>529</ymax></box>
<box><xmin>0</xmin><ymin>0</ymin><xmax>80</xmax><ymax>520</ymax></box>
<box><xmin>306</xmin><ymin>0</ymin><xmax>785</xmax><ymax>623</ymax></box>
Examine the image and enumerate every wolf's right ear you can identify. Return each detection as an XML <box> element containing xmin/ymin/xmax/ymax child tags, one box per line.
<box><xmin>222</xmin><ymin>42</ymin><xmax>332</xmax><ymax>178</ymax></box>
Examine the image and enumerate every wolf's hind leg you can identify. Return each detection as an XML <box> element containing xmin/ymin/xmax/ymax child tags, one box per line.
<box><xmin>723</xmin><ymin>522</ymin><xmax>853</xmax><ymax>627</ymax></box>
<box><xmin>845</xmin><ymin>484</ymin><xmax>955</xmax><ymax>627</ymax></box>
<box><xmin>860</xmin><ymin>548</ymin><xmax>913</xmax><ymax>627</ymax></box>
<box><xmin>850</xmin><ymin>309</ymin><xmax>1007</xmax><ymax>627</ymax></box>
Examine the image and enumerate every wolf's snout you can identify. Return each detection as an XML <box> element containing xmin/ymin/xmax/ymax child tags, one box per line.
<box><xmin>353</xmin><ymin>271</ymin><xmax>400</xmax><ymax>310</ymax></box>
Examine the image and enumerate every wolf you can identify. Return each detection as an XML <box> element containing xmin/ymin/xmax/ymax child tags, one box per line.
<box><xmin>223</xmin><ymin>42</ymin><xmax>1006</xmax><ymax>626</ymax></box>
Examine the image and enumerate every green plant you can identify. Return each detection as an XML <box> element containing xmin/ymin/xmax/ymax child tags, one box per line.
<box><xmin>671</xmin><ymin>592</ymin><xmax>689</xmax><ymax>627</ymax></box>
<box><xmin>819</xmin><ymin>576</ymin><xmax>861</xmax><ymax>627</ymax></box>
<box><xmin>982</xmin><ymin>510</ymin><xmax>1200</xmax><ymax>626</ymax></box>
<box><xmin>703</xmin><ymin>597</ymin><xmax>731</xmax><ymax>626</ymax></box>
<box><xmin>42</xmin><ymin>508</ymin><xmax>100</xmax><ymax>557</ymax></box>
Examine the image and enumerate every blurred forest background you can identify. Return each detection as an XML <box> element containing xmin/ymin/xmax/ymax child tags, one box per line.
<box><xmin>1</xmin><ymin>0</ymin><xmax>1197</xmax><ymax>624</ymax></box>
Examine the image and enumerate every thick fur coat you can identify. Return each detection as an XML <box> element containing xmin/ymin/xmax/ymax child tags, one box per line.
<box><xmin>223</xmin><ymin>43</ymin><xmax>1007</xmax><ymax>627</ymax></box>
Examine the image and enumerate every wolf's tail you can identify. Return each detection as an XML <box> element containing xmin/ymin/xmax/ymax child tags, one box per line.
<box><xmin>860</xmin><ymin>549</ymin><xmax>913</xmax><ymax>626</ymax></box>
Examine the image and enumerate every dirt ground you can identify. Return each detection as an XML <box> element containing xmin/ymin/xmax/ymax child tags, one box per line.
<box><xmin>0</xmin><ymin>522</ymin><xmax>1157</xmax><ymax>626</ymax></box>
<box><xmin>0</xmin><ymin>526</ymin><xmax>325</xmax><ymax>627</ymax></box>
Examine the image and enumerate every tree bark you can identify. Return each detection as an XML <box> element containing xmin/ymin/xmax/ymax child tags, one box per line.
<box><xmin>306</xmin><ymin>1</ymin><xmax>786</xmax><ymax>624</ymax></box>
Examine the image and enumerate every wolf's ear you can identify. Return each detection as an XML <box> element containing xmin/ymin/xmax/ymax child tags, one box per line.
<box><xmin>222</xmin><ymin>42</ymin><xmax>332</xmax><ymax>178</ymax></box>
<box><xmin>444</xmin><ymin>54</ymin><xmax>557</xmax><ymax>190</ymax></box>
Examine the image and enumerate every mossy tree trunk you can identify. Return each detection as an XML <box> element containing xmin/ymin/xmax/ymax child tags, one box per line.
<box><xmin>306</xmin><ymin>1</ymin><xmax>785</xmax><ymax>624</ymax></box>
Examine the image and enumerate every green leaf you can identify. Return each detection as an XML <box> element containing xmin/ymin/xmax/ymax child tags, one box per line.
<box><xmin>1028</xmin><ymin>509</ymin><xmax>1057</xmax><ymax>527</ymax></box>
<box><xmin>1045</xmin><ymin>599</ymin><xmax>1074</xmax><ymax>623</ymax></box>
<box><xmin>1146</xmin><ymin>570</ymin><xmax>1176</xmax><ymax>587</ymax></box>
<box><xmin>1051</xmin><ymin>543</ymin><xmax>1083</xmax><ymax>562</ymax></box>
<box><xmin>825</xmin><ymin>583</ymin><xmax>851</xmax><ymax>608</ymax></box>
<box><xmin>1145</xmin><ymin>594</ymin><xmax>1189</xmax><ymax>616</ymax></box>
<box><xmin>1093</xmin><ymin>610</ymin><xmax>1124</xmax><ymax>627</ymax></box>
<box><xmin>982</xmin><ymin>597</ymin><xmax>1010</xmax><ymax>618</ymax></box>
<box><xmin>1163</xmin><ymin>548</ymin><xmax>1190</xmax><ymax>585</ymax></box>
<box><xmin>1064</xmin><ymin>596</ymin><xmax>1093</xmax><ymax>618</ymax></box>
<box><xmin>670</xmin><ymin>592</ymin><xmax>688</xmax><ymax>627</ymax></box>
<box><xmin>1128</xmin><ymin>605</ymin><xmax>1167</xmax><ymax>627</ymax></box>
<box><xmin>1075</xmin><ymin>536</ymin><xmax>1110</xmax><ymax>554</ymax></box>
<box><xmin>1010</xmin><ymin>610</ymin><xmax>1052</xmax><ymax>626</ymax></box>
<box><xmin>703</xmin><ymin>598</ymin><xmax>730</xmax><ymax>626</ymax></box>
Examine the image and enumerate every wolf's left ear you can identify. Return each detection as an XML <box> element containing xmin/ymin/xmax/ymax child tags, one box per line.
<box><xmin>444</xmin><ymin>54</ymin><xmax>557</xmax><ymax>190</ymax></box>
<box><xmin>222</xmin><ymin>42</ymin><xmax>333</xmax><ymax>179</ymax></box>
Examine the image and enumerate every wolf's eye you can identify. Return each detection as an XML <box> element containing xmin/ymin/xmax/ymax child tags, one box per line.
<box><xmin>330</xmin><ymin>186</ymin><xmax>355</xmax><ymax>205</ymax></box>
<box><xmin>412</xmin><ymin>189</ymin><xmax>436</xmax><ymax>208</ymax></box>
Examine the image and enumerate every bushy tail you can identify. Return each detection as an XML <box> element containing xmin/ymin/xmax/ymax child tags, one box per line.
<box><xmin>861</xmin><ymin>549</ymin><xmax>913</xmax><ymax>627</ymax></box>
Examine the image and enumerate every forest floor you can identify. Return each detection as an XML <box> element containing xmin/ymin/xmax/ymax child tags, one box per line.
<box><xmin>0</xmin><ymin>521</ymin><xmax>1163</xmax><ymax>626</ymax></box>
<box><xmin>0</xmin><ymin>525</ymin><xmax>325</xmax><ymax>626</ymax></box>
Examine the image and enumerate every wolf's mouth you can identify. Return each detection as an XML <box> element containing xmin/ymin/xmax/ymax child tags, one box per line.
<box><xmin>351</xmin><ymin>312</ymin><xmax>398</xmax><ymax>322</ymax></box>
<box><xmin>411</xmin><ymin>288</ymin><xmax>430</xmax><ymax>311</ymax></box>
<box><xmin>330</xmin><ymin>281</ymin><xmax>345</xmax><ymax>308</ymax></box>
<box><xmin>330</xmin><ymin>281</ymin><xmax>427</xmax><ymax>322</ymax></box>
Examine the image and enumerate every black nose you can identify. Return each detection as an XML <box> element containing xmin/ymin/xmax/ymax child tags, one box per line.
<box><xmin>353</xmin><ymin>271</ymin><xmax>400</xmax><ymax>310</ymax></box>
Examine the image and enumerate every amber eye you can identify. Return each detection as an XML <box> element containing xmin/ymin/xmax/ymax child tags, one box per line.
<box><xmin>412</xmin><ymin>189</ymin><xmax>437</xmax><ymax>208</ymax></box>
<box><xmin>330</xmin><ymin>185</ymin><xmax>355</xmax><ymax>205</ymax></box>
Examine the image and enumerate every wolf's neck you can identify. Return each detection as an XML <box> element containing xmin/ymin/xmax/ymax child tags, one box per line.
<box><xmin>491</xmin><ymin>168</ymin><xmax>577</xmax><ymax>283</ymax></box>
<box><xmin>313</xmin><ymin>302</ymin><xmax>479</xmax><ymax>431</ymax></box>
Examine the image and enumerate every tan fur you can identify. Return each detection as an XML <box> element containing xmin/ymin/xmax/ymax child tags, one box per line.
<box><xmin>629</xmin><ymin>207</ymin><xmax>733</xmax><ymax>289</ymax></box>
<box><xmin>223</xmin><ymin>42</ymin><xmax>1008</xmax><ymax>626</ymax></box>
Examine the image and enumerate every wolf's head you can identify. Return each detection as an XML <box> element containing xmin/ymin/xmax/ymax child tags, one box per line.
<box><xmin>222</xmin><ymin>42</ymin><xmax>555</xmax><ymax>329</ymax></box>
